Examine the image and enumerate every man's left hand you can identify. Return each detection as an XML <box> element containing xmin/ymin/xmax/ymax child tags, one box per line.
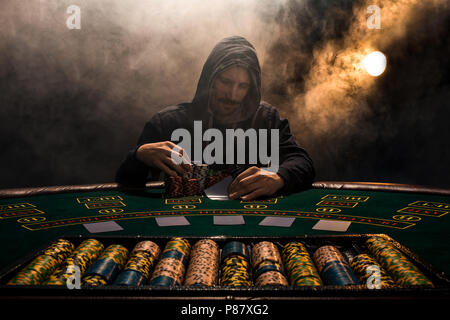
<box><xmin>228</xmin><ymin>166</ymin><xmax>285</xmax><ymax>201</ymax></box>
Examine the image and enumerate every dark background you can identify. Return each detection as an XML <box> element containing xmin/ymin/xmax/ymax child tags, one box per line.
<box><xmin>0</xmin><ymin>0</ymin><xmax>449</xmax><ymax>189</ymax></box>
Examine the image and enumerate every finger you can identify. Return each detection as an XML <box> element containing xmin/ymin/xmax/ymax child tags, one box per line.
<box><xmin>162</xmin><ymin>156</ymin><xmax>185</xmax><ymax>176</ymax></box>
<box><xmin>157</xmin><ymin>161</ymin><xmax>178</xmax><ymax>177</ymax></box>
<box><xmin>169</xmin><ymin>145</ymin><xmax>192</xmax><ymax>171</ymax></box>
<box><xmin>238</xmin><ymin>173</ymin><xmax>261</xmax><ymax>188</ymax></box>
<box><xmin>179</xmin><ymin>147</ymin><xmax>192</xmax><ymax>165</ymax></box>
<box><xmin>229</xmin><ymin>175</ymin><xmax>258</xmax><ymax>197</ymax></box>
<box><xmin>178</xmin><ymin>148</ymin><xmax>192</xmax><ymax>172</ymax></box>
<box><xmin>229</xmin><ymin>166</ymin><xmax>259</xmax><ymax>192</ymax></box>
<box><xmin>229</xmin><ymin>178</ymin><xmax>260</xmax><ymax>199</ymax></box>
<box><xmin>167</xmin><ymin>146</ymin><xmax>184</xmax><ymax>166</ymax></box>
<box><xmin>241</xmin><ymin>188</ymin><xmax>266</xmax><ymax>201</ymax></box>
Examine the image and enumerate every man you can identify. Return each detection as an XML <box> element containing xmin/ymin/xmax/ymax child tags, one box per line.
<box><xmin>116</xmin><ymin>36</ymin><xmax>314</xmax><ymax>200</ymax></box>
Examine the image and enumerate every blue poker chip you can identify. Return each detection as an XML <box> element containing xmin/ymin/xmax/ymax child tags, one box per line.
<box><xmin>84</xmin><ymin>258</ymin><xmax>120</xmax><ymax>283</ymax></box>
<box><xmin>321</xmin><ymin>261</ymin><xmax>360</xmax><ymax>286</ymax></box>
<box><xmin>161</xmin><ymin>250</ymin><xmax>189</xmax><ymax>269</ymax></box>
<box><xmin>149</xmin><ymin>275</ymin><xmax>176</xmax><ymax>287</ymax></box>
<box><xmin>113</xmin><ymin>270</ymin><xmax>146</xmax><ymax>286</ymax></box>
<box><xmin>221</xmin><ymin>241</ymin><xmax>251</xmax><ymax>262</ymax></box>
<box><xmin>161</xmin><ymin>249</ymin><xmax>184</xmax><ymax>260</ymax></box>
<box><xmin>254</xmin><ymin>262</ymin><xmax>286</xmax><ymax>279</ymax></box>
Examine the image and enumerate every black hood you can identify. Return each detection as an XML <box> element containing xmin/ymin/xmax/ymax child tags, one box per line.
<box><xmin>191</xmin><ymin>36</ymin><xmax>262</xmax><ymax>127</ymax></box>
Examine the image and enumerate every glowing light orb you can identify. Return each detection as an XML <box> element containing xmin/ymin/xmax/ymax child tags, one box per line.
<box><xmin>362</xmin><ymin>51</ymin><xmax>387</xmax><ymax>76</ymax></box>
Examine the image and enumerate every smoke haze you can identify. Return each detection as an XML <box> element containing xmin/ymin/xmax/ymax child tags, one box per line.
<box><xmin>0</xmin><ymin>0</ymin><xmax>448</xmax><ymax>188</ymax></box>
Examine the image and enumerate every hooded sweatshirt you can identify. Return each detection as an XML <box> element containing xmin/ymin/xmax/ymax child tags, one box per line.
<box><xmin>116</xmin><ymin>36</ymin><xmax>315</xmax><ymax>195</ymax></box>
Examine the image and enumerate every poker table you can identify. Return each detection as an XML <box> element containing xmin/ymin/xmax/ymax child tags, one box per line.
<box><xmin>0</xmin><ymin>181</ymin><xmax>449</xmax><ymax>309</ymax></box>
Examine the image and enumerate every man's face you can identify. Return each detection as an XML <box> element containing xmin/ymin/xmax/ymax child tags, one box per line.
<box><xmin>210</xmin><ymin>66</ymin><xmax>251</xmax><ymax>116</ymax></box>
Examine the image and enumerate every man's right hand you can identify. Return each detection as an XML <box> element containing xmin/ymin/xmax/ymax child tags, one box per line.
<box><xmin>136</xmin><ymin>141</ymin><xmax>191</xmax><ymax>177</ymax></box>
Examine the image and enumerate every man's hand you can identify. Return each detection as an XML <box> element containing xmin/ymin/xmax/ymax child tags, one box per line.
<box><xmin>228</xmin><ymin>166</ymin><xmax>285</xmax><ymax>201</ymax></box>
<box><xmin>136</xmin><ymin>141</ymin><xmax>191</xmax><ymax>177</ymax></box>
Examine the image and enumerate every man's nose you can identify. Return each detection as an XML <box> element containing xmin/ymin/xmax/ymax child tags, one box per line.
<box><xmin>229</xmin><ymin>85</ymin><xmax>240</xmax><ymax>102</ymax></box>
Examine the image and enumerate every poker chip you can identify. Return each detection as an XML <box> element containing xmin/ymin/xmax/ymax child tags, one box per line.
<box><xmin>251</xmin><ymin>241</ymin><xmax>288</xmax><ymax>287</ymax></box>
<box><xmin>206</xmin><ymin>169</ymin><xmax>229</xmax><ymax>188</ymax></box>
<box><xmin>46</xmin><ymin>238</ymin><xmax>104</xmax><ymax>285</ymax></box>
<box><xmin>7</xmin><ymin>255</ymin><xmax>60</xmax><ymax>285</ymax></box>
<box><xmin>220</xmin><ymin>254</ymin><xmax>252</xmax><ymax>287</ymax></box>
<box><xmin>349</xmin><ymin>253</ymin><xmax>396</xmax><ymax>288</ymax></box>
<box><xmin>313</xmin><ymin>246</ymin><xmax>360</xmax><ymax>286</ymax></box>
<box><xmin>82</xmin><ymin>244</ymin><xmax>129</xmax><ymax>285</ymax></box>
<box><xmin>149</xmin><ymin>238</ymin><xmax>191</xmax><ymax>286</ymax></box>
<box><xmin>164</xmin><ymin>164</ymin><xmax>230</xmax><ymax>197</ymax></box>
<box><xmin>220</xmin><ymin>241</ymin><xmax>252</xmax><ymax>287</ymax></box>
<box><xmin>150</xmin><ymin>275</ymin><xmax>177</xmax><ymax>286</ymax></box>
<box><xmin>114</xmin><ymin>241</ymin><xmax>161</xmax><ymax>286</ymax></box>
<box><xmin>193</xmin><ymin>163</ymin><xmax>208</xmax><ymax>193</ymax></box>
<box><xmin>251</xmin><ymin>241</ymin><xmax>284</xmax><ymax>270</ymax></box>
<box><xmin>164</xmin><ymin>237</ymin><xmax>191</xmax><ymax>256</ymax></box>
<box><xmin>166</xmin><ymin>175</ymin><xmax>183</xmax><ymax>198</ymax></box>
<box><xmin>221</xmin><ymin>241</ymin><xmax>251</xmax><ymax>263</ymax></box>
<box><xmin>131</xmin><ymin>241</ymin><xmax>161</xmax><ymax>260</ymax></box>
<box><xmin>366</xmin><ymin>237</ymin><xmax>433</xmax><ymax>287</ymax></box>
<box><xmin>254</xmin><ymin>260</ymin><xmax>286</xmax><ymax>279</ymax></box>
<box><xmin>282</xmin><ymin>242</ymin><xmax>323</xmax><ymax>287</ymax></box>
<box><xmin>8</xmin><ymin>239</ymin><xmax>75</xmax><ymax>285</ymax></box>
<box><xmin>42</xmin><ymin>239</ymin><xmax>76</xmax><ymax>264</ymax></box>
<box><xmin>184</xmin><ymin>239</ymin><xmax>220</xmax><ymax>286</ymax></box>
<box><xmin>114</xmin><ymin>251</ymin><xmax>156</xmax><ymax>286</ymax></box>
<box><xmin>255</xmin><ymin>270</ymin><xmax>289</xmax><ymax>286</ymax></box>
<box><xmin>114</xmin><ymin>269</ymin><xmax>147</xmax><ymax>286</ymax></box>
<box><xmin>183</xmin><ymin>178</ymin><xmax>199</xmax><ymax>196</ymax></box>
<box><xmin>82</xmin><ymin>274</ymin><xmax>108</xmax><ymax>286</ymax></box>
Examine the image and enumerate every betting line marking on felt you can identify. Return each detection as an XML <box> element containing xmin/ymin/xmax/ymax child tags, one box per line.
<box><xmin>20</xmin><ymin>209</ymin><xmax>415</xmax><ymax>231</ymax></box>
<box><xmin>397</xmin><ymin>207</ymin><xmax>448</xmax><ymax>218</ymax></box>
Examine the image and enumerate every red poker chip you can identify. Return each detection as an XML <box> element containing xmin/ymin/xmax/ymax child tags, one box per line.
<box><xmin>183</xmin><ymin>178</ymin><xmax>199</xmax><ymax>196</ymax></box>
<box><xmin>167</xmin><ymin>176</ymin><xmax>183</xmax><ymax>197</ymax></box>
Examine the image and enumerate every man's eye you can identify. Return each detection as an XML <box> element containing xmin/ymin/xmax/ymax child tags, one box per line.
<box><xmin>239</xmin><ymin>84</ymin><xmax>250</xmax><ymax>89</ymax></box>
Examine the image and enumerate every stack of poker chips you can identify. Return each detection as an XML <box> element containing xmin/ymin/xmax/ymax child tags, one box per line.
<box><xmin>149</xmin><ymin>237</ymin><xmax>191</xmax><ymax>286</ymax></box>
<box><xmin>366</xmin><ymin>237</ymin><xmax>433</xmax><ymax>287</ymax></box>
<box><xmin>192</xmin><ymin>163</ymin><xmax>208</xmax><ymax>193</ymax></box>
<box><xmin>182</xmin><ymin>169</ymin><xmax>199</xmax><ymax>197</ymax></box>
<box><xmin>165</xmin><ymin>164</ymin><xmax>230</xmax><ymax>198</ymax></box>
<box><xmin>205</xmin><ymin>168</ymin><xmax>230</xmax><ymax>189</ymax></box>
<box><xmin>45</xmin><ymin>238</ymin><xmax>105</xmax><ymax>285</ymax></box>
<box><xmin>166</xmin><ymin>175</ymin><xmax>184</xmax><ymax>198</ymax></box>
<box><xmin>184</xmin><ymin>239</ymin><xmax>220</xmax><ymax>286</ymax></box>
<box><xmin>282</xmin><ymin>242</ymin><xmax>322</xmax><ymax>287</ymax></box>
<box><xmin>251</xmin><ymin>241</ymin><xmax>288</xmax><ymax>286</ymax></box>
<box><xmin>114</xmin><ymin>241</ymin><xmax>161</xmax><ymax>286</ymax></box>
<box><xmin>82</xmin><ymin>244</ymin><xmax>129</xmax><ymax>286</ymax></box>
<box><xmin>8</xmin><ymin>239</ymin><xmax>75</xmax><ymax>285</ymax></box>
<box><xmin>343</xmin><ymin>246</ymin><xmax>396</xmax><ymax>289</ymax></box>
<box><xmin>220</xmin><ymin>241</ymin><xmax>252</xmax><ymax>287</ymax></box>
<box><xmin>313</xmin><ymin>245</ymin><xmax>360</xmax><ymax>286</ymax></box>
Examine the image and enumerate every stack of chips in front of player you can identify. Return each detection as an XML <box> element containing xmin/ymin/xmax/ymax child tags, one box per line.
<box><xmin>220</xmin><ymin>241</ymin><xmax>252</xmax><ymax>287</ymax></box>
<box><xmin>149</xmin><ymin>237</ymin><xmax>191</xmax><ymax>286</ymax></box>
<box><xmin>113</xmin><ymin>241</ymin><xmax>161</xmax><ymax>286</ymax></box>
<box><xmin>184</xmin><ymin>239</ymin><xmax>220</xmax><ymax>286</ymax></box>
<box><xmin>8</xmin><ymin>239</ymin><xmax>75</xmax><ymax>285</ymax></box>
<box><xmin>45</xmin><ymin>238</ymin><xmax>105</xmax><ymax>285</ymax></box>
<box><xmin>82</xmin><ymin>244</ymin><xmax>129</xmax><ymax>286</ymax></box>
<box><xmin>205</xmin><ymin>168</ymin><xmax>229</xmax><ymax>189</ymax></box>
<box><xmin>365</xmin><ymin>236</ymin><xmax>433</xmax><ymax>287</ymax></box>
<box><xmin>251</xmin><ymin>241</ymin><xmax>288</xmax><ymax>286</ymax></box>
<box><xmin>313</xmin><ymin>245</ymin><xmax>359</xmax><ymax>286</ymax></box>
<box><xmin>282</xmin><ymin>242</ymin><xmax>322</xmax><ymax>287</ymax></box>
<box><xmin>165</xmin><ymin>164</ymin><xmax>230</xmax><ymax>198</ymax></box>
